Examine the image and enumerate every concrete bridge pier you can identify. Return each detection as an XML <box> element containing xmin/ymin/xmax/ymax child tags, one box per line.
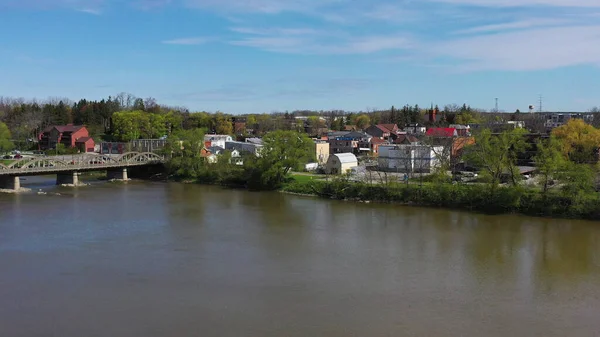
<box><xmin>0</xmin><ymin>176</ymin><xmax>20</xmax><ymax>191</ymax></box>
<box><xmin>107</xmin><ymin>168</ymin><xmax>128</xmax><ymax>181</ymax></box>
<box><xmin>57</xmin><ymin>172</ymin><xmax>80</xmax><ymax>186</ymax></box>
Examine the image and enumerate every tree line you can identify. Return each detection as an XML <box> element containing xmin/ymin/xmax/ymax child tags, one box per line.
<box><xmin>1</xmin><ymin>93</ymin><xmax>599</xmax><ymax>151</ymax></box>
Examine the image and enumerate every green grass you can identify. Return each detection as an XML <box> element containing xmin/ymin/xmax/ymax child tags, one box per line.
<box><xmin>289</xmin><ymin>173</ymin><xmax>322</xmax><ymax>184</ymax></box>
<box><xmin>1</xmin><ymin>160</ymin><xmax>14</xmax><ymax>166</ymax></box>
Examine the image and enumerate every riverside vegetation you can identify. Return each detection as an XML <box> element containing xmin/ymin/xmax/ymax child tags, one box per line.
<box><xmin>166</xmin><ymin>120</ymin><xmax>600</xmax><ymax>220</ymax></box>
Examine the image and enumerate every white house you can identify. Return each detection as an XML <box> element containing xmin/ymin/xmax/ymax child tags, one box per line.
<box><xmin>404</xmin><ymin>123</ymin><xmax>427</xmax><ymax>135</ymax></box>
<box><xmin>325</xmin><ymin>153</ymin><xmax>358</xmax><ymax>175</ymax></box>
<box><xmin>229</xmin><ymin>149</ymin><xmax>244</xmax><ymax>165</ymax></box>
<box><xmin>204</xmin><ymin>134</ymin><xmax>233</xmax><ymax>149</ymax></box>
<box><xmin>378</xmin><ymin>145</ymin><xmax>445</xmax><ymax>173</ymax></box>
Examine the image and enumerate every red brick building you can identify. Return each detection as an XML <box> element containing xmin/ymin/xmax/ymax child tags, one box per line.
<box><xmin>38</xmin><ymin>125</ymin><xmax>95</xmax><ymax>152</ymax></box>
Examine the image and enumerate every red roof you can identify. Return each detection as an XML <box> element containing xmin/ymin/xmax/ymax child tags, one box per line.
<box><xmin>43</xmin><ymin>125</ymin><xmax>85</xmax><ymax>133</ymax></box>
<box><xmin>376</xmin><ymin>124</ymin><xmax>397</xmax><ymax>133</ymax></box>
<box><xmin>394</xmin><ymin>135</ymin><xmax>419</xmax><ymax>144</ymax></box>
<box><xmin>426</xmin><ymin>128</ymin><xmax>457</xmax><ymax>137</ymax></box>
<box><xmin>370</xmin><ymin>138</ymin><xmax>387</xmax><ymax>144</ymax></box>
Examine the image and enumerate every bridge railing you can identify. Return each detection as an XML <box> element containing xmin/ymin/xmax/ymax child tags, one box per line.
<box><xmin>0</xmin><ymin>152</ymin><xmax>164</xmax><ymax>175</ymax></box>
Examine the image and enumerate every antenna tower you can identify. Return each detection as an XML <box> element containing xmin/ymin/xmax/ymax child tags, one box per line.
<box><xmin>495</xmin><ymin>98</ymin><xmax>498</xmax><ymax>112</ymax></box>
<box><xmin>538</xmin><ymin>94</ymin><xmax>543</xmax><ymax>113</ymax></box>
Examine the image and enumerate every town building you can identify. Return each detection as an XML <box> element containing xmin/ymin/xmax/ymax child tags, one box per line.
<box><xmin>365</xmin><ymin>124</ymin><xmax>399</xmax><ymax>140</ymax></box>
<box><xmin>359</xmin><ymin>137</ymin><xmax>388</xmax><ymax>156</ymax></box>
<box><xmin>38</xmin><ymin>124</ymin><xmax>94</xmax><ymax>152</ymax></box>
<box><xmin>378</xmin><ymin>144</ymin><xmax>445</xmax><ymax>173</ymax></box>
<box><xmin>315</xmin><ymin>140</ymin><xmax>330</xmax><ymax>165</ymax></box>
<box><xmin>225</xmin><ymin>141</ymin><xmax>262</xmax><ymax>156</ymax></box>
<box><xmin>75</xmin><ymin>137</ymin><xmax>95</xmax><ymax>153</ymax></box>
<box><xmin>205</xmin><ymin>134</ymin><xmax>233</xmax><ymax>149</ymax></box>
<box><xmin>393</xmin><ymin>134</ymin><xmax>420</xmax><ymax>145</ymax></box>
<box><xmin>425</xmin><ymin>127</ymin><xmax>458</xmax><ymax>138</ymax></box>
<box><xmin>325</xmin><ymin>153</ymin><xmax>358</xmax><ymax>175</ymax></box>
<box><xmin>405</xmin><ymin>123</ymin><xmax>427</xmax><ymax>135</ymax></box>
<box><xmin>245</xmin><ymin>137</ymin><xmax>263</xmax><ymax>145</ymax></box>
<box><xmin>543</xmin><ymin>112</ymin><xmax>594</xmax><ymax>130</ymax></box>
<box><xmin>328</xmin><ymin>131</ymin><xmax>371</xmax><ymax>154</ymax></box>
<box><xmin>100</xmin><ymin>139</ymin><xmax>167</xmax><ymax>154</ymax></box>
<box><xmin>448</xmin><ymin>124</ymin><xmax>471</xmax><ymax>137</ymax></box>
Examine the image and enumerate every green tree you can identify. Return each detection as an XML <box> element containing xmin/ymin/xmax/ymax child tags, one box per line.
<box><xmin>215</xmin><ymin>113</ymin><xmax>233</xmax><ymax>135</ymax></box>
<box><xmin>0</xmin><ymin>122</ymin><xmax>14</xmax><ymax>153</ymax></box>
<box><xmin>246</xmin><ymin>115</ymin><xmax>257</xmax><ymax>127</ymax></box>
<box><xmin>147</xmin><ymin>113</ymin><xmax>167</xmax><ymax>138</ymax></box>
<box><xmin>132</xmin><ymin>98</ymin><xmax>145</xmax><ymax>111</ymax></box>
<box><xmin>244</xmin><ymin>131</ymin><xmax>313</xmax><ymax>190</ymax></box>
<box><xmin>111</xmin><ymin>111</ymin><xmax>144</xmax><ymax>141</ymax></box>
<box><xmin>354</xmin><ymin>114</ymin><xmax>370</xmax><ymax>129</ymax></box>
<box><xmin>552</xmin><ymin>119</ymin><xmax>600</xmax><ymax>164</ymax></box>
<box><xmin>465</xmin><ymin>128</ymin><xmax>528</xmax><ymax>187</ymax></box>
<box><xmin>165</xmin><ymin>128</ymin><xmax>206</xmax><ymax>178</ymax></box>
<box><xmin>558</xmin><ymin>162</ymin><xmax>596</xmax><ymax>198</ymax></box>
<box><xmin>533</xmin><ymin>137</ymin><xmax>566</xmax><ymax>195</ymax></box>
<box><xmin>455</xmin><ymin>110</ymin><xmax>480</xmax><ymax>125</ymax></box>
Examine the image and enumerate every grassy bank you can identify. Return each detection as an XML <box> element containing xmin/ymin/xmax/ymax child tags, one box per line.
<box><xmin>281</xmin><ymin>179</ymin><xmax>600</xmax><ymax>220</ymax></box>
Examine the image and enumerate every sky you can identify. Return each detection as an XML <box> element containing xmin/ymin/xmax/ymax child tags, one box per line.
<box><xmin>1</xmin><ymin>0</ymin><xmax>599</xmax><ymax>113</ymax></box>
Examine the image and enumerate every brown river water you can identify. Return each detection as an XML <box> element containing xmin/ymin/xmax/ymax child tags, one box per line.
<box><xmin>1</xmin><ymin>176</ymin><xmax>599</xmax><ymax>336</ymax></box>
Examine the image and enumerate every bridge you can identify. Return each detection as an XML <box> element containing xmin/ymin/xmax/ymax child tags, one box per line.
<box><xmin>0</xmin><ymin>152</ymin><xmax>165</xmax><ymax>191</ymax></box>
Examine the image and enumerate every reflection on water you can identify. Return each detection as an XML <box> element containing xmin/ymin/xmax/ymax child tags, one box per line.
<box><xmin>1</xmin><ymin>181</ymin><xmax>599</xmax><ymax>337</ymax></box>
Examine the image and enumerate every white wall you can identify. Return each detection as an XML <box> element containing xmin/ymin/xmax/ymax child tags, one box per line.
<box><xmin>378</xmin><ymin>145</ymin><xmax>446</xmax><ymax>173</ymax></box>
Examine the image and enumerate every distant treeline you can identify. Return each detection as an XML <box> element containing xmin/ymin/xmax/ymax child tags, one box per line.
<box><xmin>1</xmin><ymin>93</ymin><xmax>598</xmax><ymax>146</ymax></box>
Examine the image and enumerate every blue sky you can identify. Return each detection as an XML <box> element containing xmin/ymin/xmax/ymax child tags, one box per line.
<box><xmin>1</xmin><ymin>0</ymin><xmax>599</xmax><ymax>113</ymax></box>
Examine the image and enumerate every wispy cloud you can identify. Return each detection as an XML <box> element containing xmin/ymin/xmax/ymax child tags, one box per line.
<box><xmin>77</xmin><ymin>8</ymin><xmax>102</xmax><ymax>15</ymax></box>
<box><xmin>452</xmin><ymin>18</ymin><xmax>571</xmax><ymax>34</ymax></box>
<box><xmin>230</xmin><ymin>27</ymin><xmax>320</xmax><ymax>36</ymax></box>
<box><xmin>161</xmin><ymin>37</ymin><xmax>212</xmax><ymax>45</ymax></box>
<box><xmin>432</xmin><ymin>25</ymin><xmax>600</xmax><ymax>71</ymax></box>
<box><xmin>5</xmin><ymin>0</ymin><xmax>106</xmax><ymax>11</ymax></box>
<box><xmin>182</xmin><ymin>0</ymin><xmax>336</xmax><ymax>14</ymax></box>
<box><xmin>230</xmin><ymin>27</ymin><xmax>411</xmax><ymax>54</ymax></box>
<box><xmin>11</xmin><ymin>0</ymin><xmax>600</xmax><ymax>72</ymax></box>
<box><xmin>429</xmin><ymin>0</ymin><xmax>600</xmax><ymax>7</ymax></box>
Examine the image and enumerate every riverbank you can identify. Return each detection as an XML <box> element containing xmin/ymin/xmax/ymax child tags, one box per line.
<box><xmin>281</xmin><ymin>179</ymin><xmax>600</xmax><ymax>220</ymax></box>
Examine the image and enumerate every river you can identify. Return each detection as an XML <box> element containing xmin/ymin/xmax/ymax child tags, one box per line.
<box><xmin>1</xmin><ymin>177</ymin><xmax>599</xmax><ymax>336</ymax></box>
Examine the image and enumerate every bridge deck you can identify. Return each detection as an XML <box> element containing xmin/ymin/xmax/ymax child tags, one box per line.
<box><xmin>0</xmin><ymin>152</ymin><xmax>165</xmax><ymax>176</ymax></box>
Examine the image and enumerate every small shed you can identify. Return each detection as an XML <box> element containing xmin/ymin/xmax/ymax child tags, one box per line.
<box><xmin>75</xmin><ymin>137</ymin><xmax>95</xmax><ymax>153</ymax></box>
<box><xmin>325</xmin><ymin>153</ymin><xmax>358</xmax><ymax>175</ymax></box>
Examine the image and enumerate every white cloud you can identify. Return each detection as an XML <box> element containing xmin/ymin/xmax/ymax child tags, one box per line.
<box><xmin>230</xmin><ymin>28</ymin><xmax>411</xmax><ymax>54</ymax></box>
<box><xmin>162</xmin><ymin>37</ymin><xmax>212</xmax><ymax>45</ymax></box>
<box><xmin>453</xmin><ymin>18</ymin><xmax>571</xmax><ymax>34</ymax></box>
<box><xmin>182</xmin><ymin>0</ymin><xmax>334</xmax><ymax>14</ymax></box>
<box><xmin>77</xmin><ymin>8</ymin><xmax>102</xmax><ymax>14</ymax></box>
<box><xmin>432</xmin><ymin>25</ymin><xmax>600</xmax><ymax>71</ymax></box>
<box><xmin>230</xmin><ymin>27</ymin><xmax>320</xmax><ymax>36</ymax></box>
<box><xmin>430</xmin><ymin>0</ymin><xmax>600</xmax><ymax>7</ymax></box>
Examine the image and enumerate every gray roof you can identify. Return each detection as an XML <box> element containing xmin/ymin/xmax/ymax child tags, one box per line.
<box><xmin>208</xmin><ymin>146</ymin><xmax>224</xmax><ymax>153</ymax></box>
<box><xmin>332</xmin><ymin>153</ymin><xmax>358</xmax><ymax>164</ymax></box>
<box><xmin>328</xmin><ymin>131</ymin><xmax>350</xmax><ymax>138</ymax></box>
